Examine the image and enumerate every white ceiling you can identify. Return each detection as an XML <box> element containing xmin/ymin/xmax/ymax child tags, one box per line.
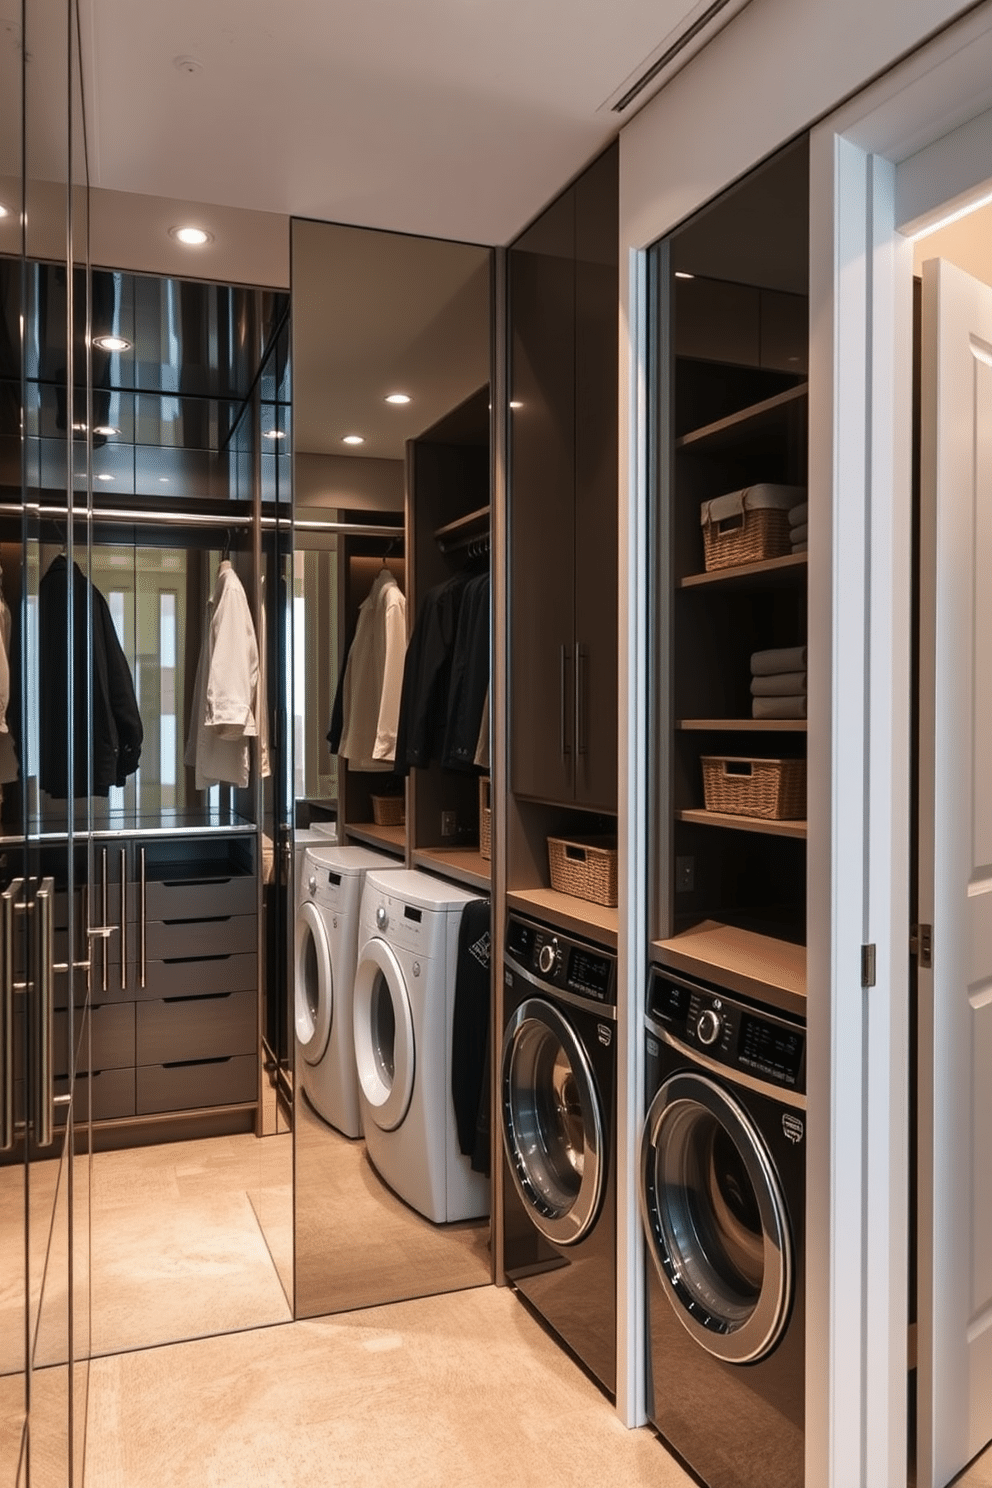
<box><xmin>72</xmin><ymin>0</ymin><xmax>733</xmax><ymax>248</ymax></box>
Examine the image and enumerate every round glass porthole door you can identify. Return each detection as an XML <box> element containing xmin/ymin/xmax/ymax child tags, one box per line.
<box><xmin>500</xmin><ymin>998</ymin><xmax>604</xmax><ymax>1246</ymax></box>
<box><xmin>295</xmin><ymin>899</ymin><xmax>333</xmax><ymax>1065</ymax></box>
<box><xmin>640</xmin><ymin>1071</ymin><xmax>793</xmax><ymax>1364</ymax></box>
<box><xmin>353</xmin><ymin>936</ymin><xmax>415</xmax><ymax>1131</ymax></box>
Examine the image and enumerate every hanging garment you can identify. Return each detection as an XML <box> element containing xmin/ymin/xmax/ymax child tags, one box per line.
<box><xmin>394</xmin><ymin>570</ymin><xmax>472</xmax><ymax>775</ymax></box>
<box><xmin>442</xmin><ymin>571</ymin><xmax>490</xmax><ymax>772</ymax></box>
<box><xmin>326</xmin><ymin>630</ymin><xmax>355</xmax><ymax>754</ymax></box>
<box><xmin>474</xmin><ymin>687</ymin><xmax>490</xmax><ymax>771</ymax></box>
<box><xmin>338</xmin><ymin>568</ymin><xmax>407</xmax><ymax>770</ymax></box>
<box><xmin>38</xmin><ymin>555</ymin><xmax>143</xmax><ymax>798</ymax></box>
<box><xmin>185</xmin><ymin>560</ymin><xmax>262</xmax><ymax>790</ymax></box>
<box><xmin>450</xmin><ymin>898</ymin><xmax>492</xmax><ymax>1176</ymax></box>
<box><xmin>0</xmin><ymin>583</ymin><xmax>17</xmax><ymax>786</ymax></box>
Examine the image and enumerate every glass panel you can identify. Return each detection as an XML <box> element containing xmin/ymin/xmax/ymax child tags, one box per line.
<box><xmin>509</xmin><ymin>1022</ymin><xmax>585</xmax><ymax>1217</ymax></box>
<box><xmin>371</xmin><ymin>971</ymin><xmax>396</xmax><ymax>1087</ymax></box>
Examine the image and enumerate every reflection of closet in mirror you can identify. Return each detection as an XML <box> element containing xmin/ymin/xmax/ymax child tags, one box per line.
<box><xmin>291</xmin><ymin>218</ymin><xmax>493</xmax><ymax>1320</ymax></box>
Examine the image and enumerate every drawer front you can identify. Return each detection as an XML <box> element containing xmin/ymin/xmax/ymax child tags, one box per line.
<box><xmin>144</xmin><ymin>875</ymin><xmax>256</xmax><ymax>922</ymax></box>
<box><xmin>136</xmin><ymin>990</ymin><xmax>257</xmax><ymax>1065</ymax></box>
<box><xmin>14</xmin><ymin>1069</ymin><xmax>136</xmax><ymax>1127</ymax></box>
<box><xmin>139</xmin><ymin>952</ymin><xmax>257</xmax><ymax>1001</ymax></box>
<box><xmin>52</xmin><ymin>1002</ymin><xmax>135</xmax><ymax>1076</ymax></box>
<box><xmin>145</xmin><ymin>914</ymin><xmax>257</xmax><ymax>961</ymax></box>
<box><xmin>135</xmin><ymin>1054</ymin><xmax>257</xmax><ymax>1115</ymax></box>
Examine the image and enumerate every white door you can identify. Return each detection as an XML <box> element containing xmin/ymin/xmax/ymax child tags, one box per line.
<box><xmin>918</xmin><ymin>255</ymin><xmax>992</xmax><ymax>1488</ymax></box>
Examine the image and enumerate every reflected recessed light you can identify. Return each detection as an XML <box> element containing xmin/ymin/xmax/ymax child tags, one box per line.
<box><xmin>343</xmin><ymin>434</ymin><xmax>364</xmax><ymax>445</ymax></box>
<box><xmin>94</xmin><ymin>425</ymin><xmax>119</xmax><ymax>437</ymax></box>
<box><xmin>170</xmin><ymin>225</ymin><xmax>213</xmax><ymax>246</ymax></box>
<box><xmin>97</xmin><ymin>473</ymin><xmax>113</xmax><ymax>481</ymax></box>
<box><xmin>509</xmin><ymin>400</ymin><xmax>523</xmax><ymax>409</ymax></box>
<box><xmin>0</xmin><ymin>203</ymin><xmax>9</xmax><ymax>219</ymax></box>
<box><xmin>263</xmin><ymin>429</ymin><xmax>285</xmax><ymax>439</ymax></box>
<box><xmin>159</xmin><ymin>477</ymin><xmax>169</xmax><ymax>483</ymax></box>
<box><xmin>674</xmin><ymin>271</ymin><xmax>695</xmax><ymax>280</ymax></box>
<box><xmin>72</xmin><ymin>422</ymin><xmax>88</xmax><ymax>432</ymax></box>
<box><xmin>384</xmin><ymin>393</ymin><xmax>411</xmax><ymax>405</ymax></box>
<box><xmin>93</xmin><ymin>335</ymin><xmax>130</xmax><ymax>353</ymax></box>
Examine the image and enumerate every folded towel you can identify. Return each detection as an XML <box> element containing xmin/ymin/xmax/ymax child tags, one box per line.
<box><xmin>751</xmin><ymin>645</ymin><xmax>807</xmax><ymax>677</ymax></box>
<box><xmin>788</xmin><ymin>501</ymin><xmax>808</xmax><ymax>529</ymax></box>
<box><xmin>751</xmin><ymin>671</ymin><xmax>807</xmax><ymax>697</ymax></box>
<box><xmin>752</xmin><ymin>694</ymin><xmax>807</xmax><ymax>719</ymax></box>
<box><xmin>792</xmin><ymin>541</ymin><xmax>808</xmax><ymax>553</ymax></box>
<box><xmin>790</xmin><ymin>522</ymin><xmax>808</xmax><ymax>545</ymax></box>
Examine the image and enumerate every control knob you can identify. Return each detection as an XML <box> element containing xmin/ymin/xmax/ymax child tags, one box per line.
<box><xmin>308</xmin><ymin>874</ymin><xmax>317</xmax><ymax>896</ymax></box>
<box><xmin>697</xmin><ymin>1008</ymin><xmax>723</xmax><ymax>1047</ymax></box>
<box><xmin>376</xmin><ymin>905</ymin><xmax>388</xmax><ymax>931</ymax></box>
<box><xmin>538</xmin><ymin>938</ymin><xmax>560</xmax><ymax>976</ymax></box>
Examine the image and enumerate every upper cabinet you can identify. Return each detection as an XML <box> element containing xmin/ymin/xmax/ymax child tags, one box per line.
<box><xmin>509</xmin><ymin>143</ymin><xmax>618</xmax><ymax>815</ymax></box>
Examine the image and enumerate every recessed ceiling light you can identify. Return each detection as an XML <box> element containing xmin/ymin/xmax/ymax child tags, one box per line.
<box><xmin>170</xmin><ymin>225</ymin><xmax>212</xmax><ymax>246</ymax></box>
<box><xmin>97</xmin><ymin>473</ymin><xmax>113</xmax><ymax>481</ymax></box>
<box><xmin>384</xmin><ymin>393</ymin><xmax>411</xmax><ymax>405</ymax></box>
<box><xmin>263</xmin><ymin>429</ymin><xmax>285</xmax><ymax>439</ymax></box>
<box><xmin>93</xmin><ymin>335</ymin><xmax>130</xmax><ymax>353</ymax></box>
<box><xmin>94</xmin><ymin>425</ymin><xmax>119</xmax><ymax>436</ymax></box>
<box><xmin>0</xmin><ymin>204</ymin><xmax>10</xmax><ymax>219</ymax></box>
<box><xmin>343</xmin><ymin>434</ymin><xmax>364</xmax><ymax>445</ymax></box>
<box><xmin>674</xmin><ymin>271</ymin><xmax>695</xmax><ymax>280</ymax></box>
<box><xmin>159</xmin><ymin>477</ymin><xmax>169</xmax><ymax>483</ymax></box>
<box><xmin>510</xmin><ymin>401</ymin><xmax>523</xmax><ymax>409</ymax></box>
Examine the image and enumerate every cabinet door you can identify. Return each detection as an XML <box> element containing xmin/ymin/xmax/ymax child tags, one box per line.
<box><xmin>509</xmin><ymin>188</ymin><xmax>576</xmax><ymax>804</ymax></box>
<box><xmin>573</xmin><ymin>144</ymin><xmax>619</xmax><ymax>812</ymax></box>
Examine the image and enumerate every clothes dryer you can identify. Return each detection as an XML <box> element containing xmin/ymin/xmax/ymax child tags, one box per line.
<box><xmin>640</xmin><ymin>964</ymin><xmax>806</xmax><ymax>1488</ymax></box>
<box><xmin>353</xmin><ymin>869</ymin><xmax>489</xmax><ymax>1224</ymax></box>
<box><xmin>500</xmin><ymin>913</ymin><xmax>617</xmax><ymax>1397</ymax></box>
<box><xmin>294</xmin><ymin>843</ymin><xmax>392</xmax><ymax>1137</ymax></box>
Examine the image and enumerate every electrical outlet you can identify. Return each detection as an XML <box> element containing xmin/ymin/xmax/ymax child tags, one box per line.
<box><xmin>676</xmin><ymin>855</ymin><xmax>695</xmax><ymax>893</ymax></box>
<box><xmin>441</xmin><ymin>811</ymin><xmax>457</xmax><ymax>838</ymax></box>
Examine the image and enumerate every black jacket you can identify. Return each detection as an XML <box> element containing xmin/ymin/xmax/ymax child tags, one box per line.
<box><xmin>39</xmin><ymin>556</ymin><xmax>143</xmax><ymax>798</ymax></box>
<box><xmin>442</xmin><ymin>572</ymin><xmax>490</xmax><ymax>772</ymax></box>
<box><xmin>393</xmin><ymin>571</ymin><xmax>471</xmax><ymax>775</ymax></box>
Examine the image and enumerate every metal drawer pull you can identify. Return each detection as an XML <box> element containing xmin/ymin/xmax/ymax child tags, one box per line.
<box><xmin>162</xmin><ymin>1056</ymin><xmax>231</xmax><ymax>1069</ymax></box>
<box><xmin>101</xmin><ymin>847</ymin><xmax>109</xmax><ymax>992</ymax></box>
<box><xmin>575</xmin><ymin>643</ymin><xmax>587</xmax><ymax>756</ymax></box>
<box><xmin>33</xmin><ymin>878</ymin><xmax>55</xmax><ymax>1148</ymax></box>
<box><xmin>120</xmin><ymin>847</ymin><xmax>127</xmax><ymax>991</ymax></box>
<box><xmin>140</xmin><ymin>848</ymin><xmax>146</xmax><ymax>989</ymax></box>
<box><xmin>1</xmin><ymin>879</ymin><xmax>23</xmax><ymax>1152</ymax></box>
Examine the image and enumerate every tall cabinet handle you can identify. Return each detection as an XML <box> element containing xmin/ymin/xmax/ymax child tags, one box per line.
<box><xmin>0</xmin><ymin>878</ymin><xmax>22</xmax><ymax>1153</ymax></box>
<box><xmin>32</xmin><ymin>877</ymin><xmax>55</xmax><ymax>1149</ymax></box>
<box><xmin>101</xmin><ymin>847</ymin><xmax>109</xmax><ymax>993</ymax></box>
<box><xmin>575</xmin><ymin>644</ymin><xmax>587</xmax><ymax>756</ymax></box>
<box><xmin>139</xmin><ymin>847</ymin><xmax>146</xmax><ymax>989</ymax></box>
<box><xmin>559</xmin><ymin>645</ymin><xmax>571</xmax><ymax>759</ymax></box>
<box><xmin>119</xmin><ymin>847</ymin><xmax>127</xmax><ymax>992</ymax></box>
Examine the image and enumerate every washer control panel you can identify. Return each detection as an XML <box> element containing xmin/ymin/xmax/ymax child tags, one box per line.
<box><xmin>506</xmin><ymin>913</ymin><xmax>616</xmax><ymax>1007</ymax></box>
<box><xmin>647</xmin><ymin>965</ymin><xmax>806</xmax><ymax>1093</ymax></box>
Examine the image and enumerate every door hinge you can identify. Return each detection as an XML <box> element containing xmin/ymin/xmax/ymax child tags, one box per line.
<box><xmin>861</xmin><ymin>944</ymin><xmax>876</xmax><ymax>988</ymax></box>
<box><xmin>910</xmin><ymin>923</ymin><xmax>932</xmax><ymax>969</ymax></box>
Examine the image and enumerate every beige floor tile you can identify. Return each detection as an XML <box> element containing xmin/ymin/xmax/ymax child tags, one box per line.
<box><xmin>956</xmin><ymin>1443</ymin><xmax>992</xmax><ymax>1487</ymax></box>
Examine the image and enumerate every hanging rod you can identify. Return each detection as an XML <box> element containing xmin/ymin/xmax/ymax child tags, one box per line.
<box><xmin>31</xmin><ymin>503</ymin><xmax>403</xmax><ymax>538</ymax></box>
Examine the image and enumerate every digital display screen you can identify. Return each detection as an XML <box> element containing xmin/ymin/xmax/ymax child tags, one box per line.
<box><xmin>738</xmin><ymin>1013</ymin><xmax>804</xmax><ymax>1083</ymax></box>
<box><xmin>648</xmin><ymin>976</ymin><xmax>691</xmax><ymax>1025</ymax></box>
<box><xmin>567</xmin><ymin>947</ymin><xmax>613</xmax><ymax>999</ymax></box>
<box><xmin>506</xmin><ymin>918</ymin><xmax>535</xmax><ymax>963</ymax></box>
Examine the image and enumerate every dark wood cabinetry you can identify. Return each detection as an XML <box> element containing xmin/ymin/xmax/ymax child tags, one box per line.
<box><xmin>509</xmin><ymin>143</ymin><xmax>618</xmax><ymax>815</ymax></box>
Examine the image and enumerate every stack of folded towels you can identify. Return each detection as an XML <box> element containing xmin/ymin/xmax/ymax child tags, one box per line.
<box><xmin>789</xmin><ymin>500</ymin><xmax>808</xmax><ymax>553</ymax></box>
<box><xmin>750</xmin><ymin>645</ymin><xmax>807</xmax><ymax>719</ymax></box>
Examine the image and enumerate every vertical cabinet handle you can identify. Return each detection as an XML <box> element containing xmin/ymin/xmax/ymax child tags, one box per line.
<box><xmin>32</xmin><ymin>877</ymin><xmax>55</xmax><ymax>1149</ymax></box>
<box><xmin>0</xmin><ymin>879</ymin><xmax>22</xmax><ymax>1153</ymax></box>
<box><xmin>575</xmin><ymin>644</ymin><xmax>587</xmax><ymax>756</ymax></box>
<box><xmin>559</xmin><ymin>645</ymin><xmax>571</xmax><ymax>759</ymax></box>
<box><xmin>139</xmin><ymin>847</ymin><xmax>146</xmax><ymax>989</ymax></box>
<box><xmin>101</xmin><ymin>846</ymin><xmax>109</xmax><ymax>993</ymax></box>
<box><xmin>119</xmin><ymin>847</ymin><xmax>127</xmax><ymax>992</ymax></box>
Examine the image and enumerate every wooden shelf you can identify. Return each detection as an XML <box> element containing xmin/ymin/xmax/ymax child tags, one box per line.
<box><xmin>433</xmin><ymin>504</ymin><xmax>490</xmax><ymax>542</ymax></box>
<box><xmin>653</xmin><ymin>920</ymin><xmax>806</xmax><ymax>1017</ymax></box>
<box><xmin>678</xmin><ymin>552</ymin><xmax>807</xmax><ymax>590</ymax></box>
<box><xmin>677</xmin><ymin>718</ymin><xmax>807</xmax><ymax>732</ymax></box>
<box><xmin>507</xmin><ymin>888</ymin><xmax>618</xmax><ymax>948</ymax></box>
<box><xmin>677</xmin><ymin>808</ymin><xmax>806</xmax><ymax>839</ymax></box>
<box><xmin>343</xmin><ymin>822</ymin><xmax>406</xmax><ymax>856</ymax></box>
<box><xmin>676</xmin><ymin>383</ymin><xmax>808</xmax><ymax>455</ymax></box>
<box><xmin>412</xmin><ymin>847</ymin><xmax>491</xmax><ymax>891</ymax></box>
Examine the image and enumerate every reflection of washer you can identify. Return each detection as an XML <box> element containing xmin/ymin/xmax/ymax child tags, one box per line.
<box><xmin>294</xmin><ymin>844</ymin><xmax>392</xmax><ymax>1137</ymax></box>
<box><xmin>640</xmin><ymin>965</ymin><xmax>806</xmax><ymax>1488</ymax></box>
<box><xmin>500</xmin><ymin>913</ymin><xmax>617</xmax><ymax>1397</ymax></box>
<box><xmin>354</xmin><ymin>869</ymin><xmax>489</xmax><ymax>1224</ymax></box>
<box><xmin>293</xmin><ymin>823</ymin><xmax>337</xmax><ymax>908</ymax></box>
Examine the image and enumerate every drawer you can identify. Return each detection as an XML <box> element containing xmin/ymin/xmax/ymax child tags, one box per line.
<box><xmin>138</xmin><ymin>952</ymin><xmax>258</xmax><ymax>1001</ymax></box>
<box><xmin>144</xmin><ymin>914</ymin><xmax>257</xmax><ymax>961</ymax></box>
<box><xmin>144</xmin><ymin>874</ymin><xmax>256</xmax><ymax>922</ymax></box>
<box><xmin>65</xmin><ymin>1067</ymin><xmax>136</xmax><ymax>1123</ymax></box>
<box><xmin>136</xmin><ymin>990</ymin><xmax>256</xmax><ymax>1065</ymax></box>
<box><xmin>135</xmin><ymin>1054</ymin><xmax>257</xmax><ymax>1115</ymax></box>
<box><xmin>54</xmin><ymin>1002</ymin><xmax>135</xmax><ymax>1076</ymax></box>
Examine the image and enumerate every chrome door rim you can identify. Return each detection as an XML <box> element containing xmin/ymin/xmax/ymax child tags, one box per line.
<box><xmin>295</xmin><ymin>899</ymin><xmax>333</xmax><ymax>1066</ymax></box>
<box><xmin>352</xmin><ymin>935</ymin><xmax>415</xmax><ymax>1132</ymax></box>
<box><xmin>500</xmin><ymin>997</ymin><xmax>604</xmax><ymax>1247</ymax></box>
<box><xmin>640</xmin><ymin>1070</ymin><xmax>793</xmax><ymax>1364</ymax></box>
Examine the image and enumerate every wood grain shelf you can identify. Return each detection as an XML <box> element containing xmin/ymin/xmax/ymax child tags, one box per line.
<box><xmin>412</xmin><ymin>847</ymin><xmax>491</xmax><ymax>892</ymax></box>
<box><xmin>678</xmin><ymin>551</ymin><xmax>807</xmax><ymax>590</ymax></box>
<box><xmin>652</xmin><ymin>920</ymin><xmax>806</xmax><ymax>1017</ymax></box>
<box><xmin>677</xmin><ymin>718</ymin><xmax>807</xmax><ymax>732</ymax></box>
<box><xmin>344</xmin><ymin>822</ymin><xmax>407</xmax><ymax>856</ymax></box>
<box><xmin>676</xmin><ymin>382</ymin><xmax>808</xmax><ymax>455</ymax></box>
<box><xmin>433</xmin><ymin>505</ymin><xmax>490</xmax><ymax>541</ymax></box>
<box><xmin>677</xmin><ymin>807</ymin><xmax>807</xmax><ymax>839</ymax></box>
<box><xmin>507</xmin><ymin>888</ymin><xmax>618</xmax><ymax>949</ymax></box>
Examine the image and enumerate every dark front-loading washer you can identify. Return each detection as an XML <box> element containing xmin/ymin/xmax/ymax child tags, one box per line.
<box><xmin>641</xmin><ymin>964</ymin><xmax>806</xmax><ymax>1488</ymax></box>
<box><xmin>500</xmin><ymin>912</ymin><xmax>617</xmax><ymax>1397</ymax></box>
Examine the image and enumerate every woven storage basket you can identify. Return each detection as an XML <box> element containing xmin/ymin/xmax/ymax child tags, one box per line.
<box><xmin>479</xmin><ymin>777</ymin><xmax>491</xmax><ymax>861</ymax></box>
<box><xmin>700</xmin><ymin>756</ymin><xmax>806</xmax><ymax>820</ymax></box>
<box><xmin>547</xmin><ymin>835</ymin><xmax>618</xmax><ymax>907</ymax></box>
<box><xmin>371</xmin><ymin>794</ymin><xmax>405</xmax><ymax>827</ymax></box>
<box><xmin>700</xmin><ymin>485</ymin><xmax>805</xmax><ymax>572</ymax></box>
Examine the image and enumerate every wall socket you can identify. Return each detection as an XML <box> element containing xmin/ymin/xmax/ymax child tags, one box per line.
<box><xmin>676</xmin><ymin>855</ymin><xmax>695</xmax><ymax>893</ymax></box>
<box><xmin>441</xmin><ymin>811</ymin><xmax>457</xmax><ymax>838</ymax></box>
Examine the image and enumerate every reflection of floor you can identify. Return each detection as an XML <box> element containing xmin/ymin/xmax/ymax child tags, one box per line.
<box><xmin>84</xmin><ymin>1287</ymin><xmax>692</xmax><ymax>1488</ymax></box>
<box><xmin>294</xmin><ymin>1097</ymin><xmax>491</xmax><ymax>1318</ymax></box>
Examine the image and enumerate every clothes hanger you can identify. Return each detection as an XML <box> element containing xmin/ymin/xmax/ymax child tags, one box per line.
<box><xmin>221</xmin><ymin>528</ymin><xmax>232</xmax><ymax>563</ymax></box>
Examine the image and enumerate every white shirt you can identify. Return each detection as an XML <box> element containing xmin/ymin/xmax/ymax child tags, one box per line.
<box><xmin>185</xmin><ymin>562</ymin><xmax>263</xmax><ymax>790</ymax></box>
<box><xmin>338</xmin><ymin>568</ymin><xmax>407</xmax><ymax>771</ymax></box>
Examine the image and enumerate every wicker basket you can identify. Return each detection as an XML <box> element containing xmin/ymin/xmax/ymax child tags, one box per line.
<box><xmin>371</xmin><ymin>794</ymin><xmax>406</xmax><ymax>827</ymax></box>
<box><xmin>479</xmin><ymin>777</ymin><xmax>491</xmax><ymax>861</ymax></box>
<box><xmin>700</xmin><ymin>485</ymin><xmax>804</xmax><ymax>572</ymax></box>
<box><xmin>547</xmin><ymin>835</ymin><xmax>618</xmax><ymax>907</ymax></box>
<box><xmin>700</xmin><ymin>756</ymin><xmax>806</xmax><ymax>820</ymax></box>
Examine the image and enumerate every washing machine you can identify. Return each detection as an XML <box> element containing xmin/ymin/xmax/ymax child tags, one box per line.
<box><xmin>641</xmin><ymin>963</ymin><xmax>806</xmax><ymax>1488</ymax></box>
<box><xmin>500</xmin><ymin>912</ymin><xmax>617</xmax><ymax>1397</ymax></box>
<box><xmin>293</xmin><ymin>822</ymin><xmax>337</xmax><ymax>907</ymax></box>
<box><xmin>353</xmin><ymin>869</ymin><xmax>490</xmax><ymax>1224</ymax></box>
<box><xmin>294</xmin><ymin>842</ymin><xmax>393</xmax><ymax>1137</ymax></box>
